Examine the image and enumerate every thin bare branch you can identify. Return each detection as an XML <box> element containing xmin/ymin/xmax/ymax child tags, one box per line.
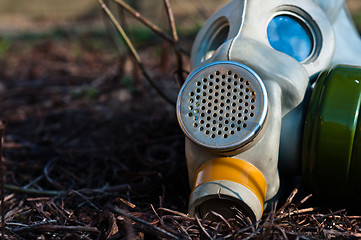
<box><xmin>107</xmin><ymin>204</ymin><xmax>180</xmax><ymax>239</ymax></box>
<box><xmin>195</xmin><ymin>216</ymin><xmax>212</xmax><ymax>239</ymax></box>
<box><xmin>210</xmin><ymin>211</ymin><xmax>232</xmax><ymax>229</ymax></box>
<box><xmin>276</xmin><ymin>187</ymin><xmax>299</xmax><ymax>215</ymax></box>
<box><xmin>4</xmin><ymin>184</ymin><xmax>65</xmax><ymax>196</ymax></box>
<box><xmin>111</xmin><ymin>0</ymin><xmax>189</xmax><ymax>56</ymax></box>
<box><xmin>0</xmin><ymin>120</ymin><xmax>6</xmax><ymax>240</ymax></box>
<box><xmin>158</xmin><ymin>207</ymin><xmax>189</xmax><ymax>218</ymax></box>
<box><xmin>163</xmin><ymin>0</ymin><xmax>186</xmax><ymax>85</ymax></box>
<box><xmin>295</xmin><ymin>194</ymin><xmax>313</xmax><ymax>209</ymax></box>
<box><xmin>12</xmin><ymin>223</ymin><xmax>99</xmax><ymax>233</ymax></box>
<box><xmin>98</xmin><ymin>0</ymin><xmax>175</xmax><ymax>106</ymax></box>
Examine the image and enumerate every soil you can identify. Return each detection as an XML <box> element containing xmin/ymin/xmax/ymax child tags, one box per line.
<box><xmin>0</xmin><ymin>29</ymin><xmax>191</xmax><ymax>239</ymax></box>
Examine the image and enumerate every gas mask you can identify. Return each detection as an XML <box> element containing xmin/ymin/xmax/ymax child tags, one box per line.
<box><xmin>176</xmin><ymin>0</ymin><xmax>361</xmax><ymax>222</ymax></box>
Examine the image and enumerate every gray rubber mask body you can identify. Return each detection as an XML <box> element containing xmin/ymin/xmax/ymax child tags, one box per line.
<box><xmin>177</xmin><ymin>0</ymin><xmax>361</xmax><ymax>222</ymax></box>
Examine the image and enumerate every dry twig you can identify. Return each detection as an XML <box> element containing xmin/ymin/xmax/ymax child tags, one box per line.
<box><xmin>107</xmin><ymin>204</ymin><xmax>180</xmax><ymax>239</ymax></box>
<box><xmin>12</xmin><ymin>224</ymin><xmax>99</xmax><ymax>234</ymax></box>
<box><xmin>163</xmin><ymin>0</ymin><xmax>186</xmax><ymax>85</ymax></box>
<box><xmin>111</xmin><ymin>0</ymin><xmax>189</xmax><ymax>56</ymax></box>
<box><xmin>195</xmin><ymin>216</ymin><xmax>212</xmax><ymax>239</ymax></box>
<box><xmin>98</xmin><ymin>0</ymin><xmax>175</xmax><ymax>106</ymax></box>
<box><xmin>0</xmin><ymin>121</ymin><xmax>6</xmax><ymax>240</ymax></box>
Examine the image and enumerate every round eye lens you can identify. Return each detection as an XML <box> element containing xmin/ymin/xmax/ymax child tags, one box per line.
<box><xmin>267</xmin><ymin>15</ymin><xmax>313</xmax><ymax>62</ymax></box>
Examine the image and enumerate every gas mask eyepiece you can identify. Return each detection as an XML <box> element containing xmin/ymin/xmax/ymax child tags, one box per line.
<box><xmin>177</xmin><ymin>61</ymin><xmax>269</xmax><ymax>155</ymax></box>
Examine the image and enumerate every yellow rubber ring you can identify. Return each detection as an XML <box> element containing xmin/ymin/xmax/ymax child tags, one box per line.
<box><xmin>194</xmin><ymin>157</ymin><xmax>267</xmax><ymax>204</ymax></box>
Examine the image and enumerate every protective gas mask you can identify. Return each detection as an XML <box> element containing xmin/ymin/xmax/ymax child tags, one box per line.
<box><xmin>176</xmin><ymin>0</ymin><xmax>361</xmax><ymax>223</ymax></box>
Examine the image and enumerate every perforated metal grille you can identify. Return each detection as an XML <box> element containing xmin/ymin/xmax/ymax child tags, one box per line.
<box><xmin>177</xmin><ymin>62</ymin><xmax>268</xmax><ymax>152</ymax></box>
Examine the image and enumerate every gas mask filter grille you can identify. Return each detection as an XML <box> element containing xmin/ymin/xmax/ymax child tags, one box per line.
<box><xmin>177</xmin><ymin>61</ymin><xmax>268</xmax><ymax>153</ymax></box>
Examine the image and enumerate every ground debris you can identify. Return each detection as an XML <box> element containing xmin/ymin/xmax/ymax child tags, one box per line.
<box><xmin>0</xmin><ymin>33</ymin><xmax>361</xmax><ymax>239</ymax></box>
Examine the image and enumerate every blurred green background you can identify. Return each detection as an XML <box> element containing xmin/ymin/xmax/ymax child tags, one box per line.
<box><xmin>0</xmin><ymin>0</ymin><xmax>360</xmax><ymax>35</ymax></box>
<box><xmin>0</xmin><ymin>0</ymin><xmax>360</xmax><ymax>63</ymax></box>
<box><xmin>0</xmin><ymin>0</ymin><xmax>229</xmax><ymax>35</ymax></box>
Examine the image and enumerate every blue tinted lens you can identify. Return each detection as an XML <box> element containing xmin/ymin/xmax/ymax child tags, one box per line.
<box><xmin>267</xmin><ymin>15</ymin><xmax>313</xmax><ymax>62</ymax></box>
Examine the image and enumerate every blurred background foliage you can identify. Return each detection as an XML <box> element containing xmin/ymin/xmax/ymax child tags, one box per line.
<box><xmin>0</xmin><ymin>0</ymin><xmax>229</xmax><ymax>37</ymax></box>
<box><xmin>0</xmin><ymin>0</ymin><xmax>360</xmax><ymax>100</ymax></box>
<box><xmin>0</xmin><ymin>0</ymin><xmax>360</xmax><ymax>40</ymax></box>
<box><xmin>0</xmin><ymin>0</ymin><xmax>360</xmax><ymax>87</ymax></box>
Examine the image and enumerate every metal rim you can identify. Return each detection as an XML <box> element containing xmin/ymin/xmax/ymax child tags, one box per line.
<box><xmin>177</xmin><ymin>61</ymin><xmax>268</xmax><ymax>152</ymax></box>
<box><xmin>267</xmin><ymin>10</ymin><xmax>318</xmax><ymax>64</ymax></box>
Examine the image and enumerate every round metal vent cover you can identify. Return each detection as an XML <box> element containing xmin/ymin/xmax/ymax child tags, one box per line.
<box><xmin>177</xmin><ymin>61</ymin><xmax>268</xmax><ymax>153</ymax></box>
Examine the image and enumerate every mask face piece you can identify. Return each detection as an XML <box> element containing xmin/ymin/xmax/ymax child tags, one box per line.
<box><xmin>177</xmin><ymin>0</ymin><xmax>337</xmax><ymax>222</ymax></box>
<box><xmin>191</xmin><ymin>0</ymin><xmax>335</xmax><ymax>77</ymax></box>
